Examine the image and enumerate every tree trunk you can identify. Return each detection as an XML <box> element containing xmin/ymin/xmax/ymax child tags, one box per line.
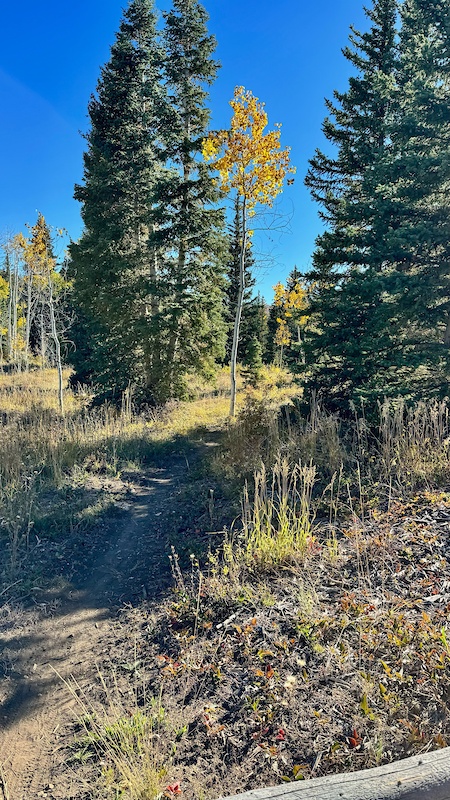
<box><xmin>7</xmin><ymin>255</ymin><xmax>13</xmax><ymax>364</ymax></box>
<box><xmin>229</xmin><ymin>196</ymin><xmax>247</xmax><ymax>417</ymax></box>
<box><xmin>297</xmin><ymin>325</ymin><xmax>306</xmax><ymax>365</ymax></box>
<box><xmin>40</xmin><ymin>308</ymin><xmax>46</xmax><ymax>369</ymax></box>
<box><xmin>12</xmin><ymin>254</ymin><xmax>20</xmax><ymax>370</ymax></box>
<box><xmin>48</xmin><ymin>277</ymin><xmax>64</xmax><ymax>416</ymax></box>
<box><xmin>24</xmin><ymin>271</ymin><xmax>32</xmax><ymax>371</ymax></box>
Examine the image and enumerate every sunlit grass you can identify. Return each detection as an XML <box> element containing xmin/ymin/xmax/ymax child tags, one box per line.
<box><xmin>0</xmin><ymin>365</ymin><xmax>299</xmax><ymax>578</ymax></box>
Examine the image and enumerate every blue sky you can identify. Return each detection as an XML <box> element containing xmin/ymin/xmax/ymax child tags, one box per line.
<box><xmin>0</xmin><ymin>0</ymin><xmax>367</xmax><ymax>300</ymax></box>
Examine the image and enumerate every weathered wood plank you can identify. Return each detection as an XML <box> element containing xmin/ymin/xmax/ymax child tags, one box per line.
<box><xmin>221</xmin><ymin>748</ymin><xmax>450</xmax><ymax>800</ymax></box>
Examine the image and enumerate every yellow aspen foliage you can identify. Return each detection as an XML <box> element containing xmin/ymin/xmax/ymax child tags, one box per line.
<box><xmin>202</xmin><ymin>86</ymin><xmax>296</xmax><ymax>213</ymax></box>
<box><xmin>275</xmin><ymin>318</ymin><xmax>291</xmax><ymax>348</ymax></box>
<box><xmin>274</xmin><ymin>280</ymin><xmax>308</xmax><ymax>325</ymax></box>
<box><xmin>17</xmin><ymin>221</ymin><xmax>56</xmax><ymax>283</ymax></box>
<box><xmin>0</xmin><ymin>275</ymin><xmax>8</xmax><ymax>302</ymax></box>
<box><xmin>203</xmin><ymin>86</ymin><xmax>294</xmax><ymax>416</ymax></box>
<box><xmin>273</xmin><ymin>279</ymin><xmax>309</xmax><ymax>350</ymax></box>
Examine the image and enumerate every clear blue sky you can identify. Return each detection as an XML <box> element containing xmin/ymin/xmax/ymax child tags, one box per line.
<box><xmin>0</xmin><ymin>0</ymin><xmax>367</xmax><ymax>300</ymax></box>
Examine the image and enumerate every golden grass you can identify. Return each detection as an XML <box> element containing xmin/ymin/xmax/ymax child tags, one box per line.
<box><xmin>0</xmin><ymin>368</ymin><xmax>82</xmax><ymax>415</ymax></box>
<box><xmin>0</xmin><ymin>366</ymin><xmax>299</xmax><ymax>577</ymax></box>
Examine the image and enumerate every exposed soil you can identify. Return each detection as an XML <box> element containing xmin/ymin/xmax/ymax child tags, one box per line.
<box><xmin>89</xmin><ymin>492</ymin><xmax>450</xmax><ymax>800</ymax></box>
<box><xmin>0</xmin><ymin>447</ymin><xmax>203</xmax><ymax>800</ymax></box>
<box><xmin>2</xmin><ymin>435</ymin><xmax>450</xmax><ymax>800</ymax></box>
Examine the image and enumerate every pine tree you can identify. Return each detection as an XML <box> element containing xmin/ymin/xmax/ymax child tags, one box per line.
<box><xmin>69</xmin><ymin>0</ymin><xmax>168</xmax><ymax>400</ymax></box>
<box><xmin>304</xmin><ymin>0</ymin><xmax>399</xmax><ymax>410</ymax></box>
<box><xmin>154</xmin><ymin>0</ymin><xmax>227</xmax><ymax>399</ymax></box>
<box><xmin>247</xmin><ymin>293</ymin><xmax>269</xmax><ymax>361</ymax></box>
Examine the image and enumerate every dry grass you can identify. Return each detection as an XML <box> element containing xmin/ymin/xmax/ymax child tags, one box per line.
<box><xmin>0</xmin><ymin>366</ymin><xmax>299</xmax><ymax>581</ymax></box>
<box><xmin>3</xmin><ymin>367</ymin><xmax>450</xmax><ymax>799</ymax></box>
<box><xmin>60</xmin><ymin>668</ymin><xmax>167</xmax><ymax>800</ymax></box>
<box><xmin>236</xmin><ymin>459</ymin><xmax>317</xmax><ymax>569</ymax></box>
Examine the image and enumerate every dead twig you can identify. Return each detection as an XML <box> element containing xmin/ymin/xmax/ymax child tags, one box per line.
<box><xmin>0</xmin><ymin>580</ymin><xmax>21</xmax><ymax>598</ymax></box>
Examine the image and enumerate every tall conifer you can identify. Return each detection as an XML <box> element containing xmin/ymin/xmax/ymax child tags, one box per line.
<box><xmin>381</xmin><ymin>0</ymin><xmax>450</xmax><ymax>396</ymax></box>
<box><xmin>154</xmin><ymin>0</ymin><xmax>226</xmax><ymax>398</ymax></box>
<box><xmin>304</xmin><ymin>0</ymin><xmax>398</xmax><ymax>409</ymax></box>
<box><xmin>69</xmin><ymin>0</ymin><xmax>168</xmax><ymax>398</ymax></box>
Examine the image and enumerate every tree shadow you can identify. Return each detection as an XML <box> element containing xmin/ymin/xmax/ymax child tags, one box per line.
<box><xmin>0</xmin><ymin>422</ymin><xmax>231</xmax><ymax>733</ymax></box>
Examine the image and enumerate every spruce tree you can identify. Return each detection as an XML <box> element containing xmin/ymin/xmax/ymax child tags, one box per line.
<box><xmin>69</xmin><ymin>0</ymin><xmax>168</xmax><ymax>399</ymax></box>
<box><xmin>304</xmin><ymin>0</ymin><xmax>399</xmax><ymax>410</ymax></box>
<box><xmin>380</xmin><ymin>0</ymin><xmax>450</xmax><ymax>397</ymax></box>
<box><xmin>264</xmin><ymin>302</ymin><xmax>280</xmax><ymax>365</ymax></box>
<box><xmin>154</xmin><ymin>0</ymin><xmax>227</xmax><ymax>398</ymax></box>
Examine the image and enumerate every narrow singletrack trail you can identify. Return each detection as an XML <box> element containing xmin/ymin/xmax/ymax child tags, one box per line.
<box><xmin>0</xmin><ymin>451</ymin><xmax>190</xmax><ymax>800</ymax></box>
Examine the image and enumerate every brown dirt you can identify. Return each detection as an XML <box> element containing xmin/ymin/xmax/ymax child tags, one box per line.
<box><xmin>88</xmin><ymin>494</ymin><xmax>450</xmax><ymax>800</ymax></box>
<box><xmin>0</xmin><ymin>453</ymin><xmax>190</xmax><ymax>800</ymax></box>
<box><xmin>3</xmin><ymin>440</ymin><xmax>450</xmax><ymax>800</ymax></box>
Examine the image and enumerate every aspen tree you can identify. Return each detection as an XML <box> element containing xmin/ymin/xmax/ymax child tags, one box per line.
<box><xmin>203</xmin><ymin>87</ymin><xmax>294</xmax><ymax>416</ymax></box>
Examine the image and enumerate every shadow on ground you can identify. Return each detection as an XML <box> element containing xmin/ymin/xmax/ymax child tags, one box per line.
<box><xmin>0</xmin><ymin>423</ymin><xmax>232</xmax><ymax>745</ymax></box>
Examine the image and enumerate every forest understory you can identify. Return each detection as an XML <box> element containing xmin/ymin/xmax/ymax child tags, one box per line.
<box><xmin>0</xmin><ymin>369</ymin><xmax>450</xmax><ymax>800</ymax></box>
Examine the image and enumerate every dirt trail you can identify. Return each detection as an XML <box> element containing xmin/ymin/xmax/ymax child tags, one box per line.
<box><xmin>0</xmin><ymin>452</ymin><xmax>190</xmax><ymax>800</ymax></box>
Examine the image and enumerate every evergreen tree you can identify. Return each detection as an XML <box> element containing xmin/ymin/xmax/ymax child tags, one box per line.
<box><xmin>304</xmin><ymin>0</ymin><xmax>399</xmax><ymax>409</ymax></box>
<box><xmin>241</xmin><ymin>294</ymin><xmax>268</xmax><ymax>384</ymax></box>
<box><xmin>241</xmin><ymin>336</ymin><xmax>263</xmax><ymax>386</ymax></box>
<box><xmin>69</xmin><ymin>0</ymin><xmax>168</xmax><ymax>400</ymax></box>
<box><xmin>380</xmin><ymin>0</ymin><xmax>450</xmax><ymax>397</ymax></box>
<box><xmin>250</xmin><ymin>293</ymin><xmax>269</xmax><ymax>360</ymax></box>
<box><xmin>154</xmin><ymin>0</ymin><xmax>227</xmax><ymax>398</ymax></box>
<box><xmin>264</xmin><ymin>302</ymin><xmax>279</xmax><ymax>365</ymax></box>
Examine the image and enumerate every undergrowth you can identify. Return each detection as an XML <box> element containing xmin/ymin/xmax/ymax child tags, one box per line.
<box><xmin>78</xmin><ymin>391</ymin><xmax>450</xmax><ymax>799</ymax></box>
<box><xmin>2</xmin><ymin>367</ymin><xmax>450</xmax><ymax>799</ymax></box>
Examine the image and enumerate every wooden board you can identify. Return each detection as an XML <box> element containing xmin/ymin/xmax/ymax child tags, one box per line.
<box><xmin>222</xmin><ymin>748</ymin><xmax>450</xmax><ymax>800</ymax></box>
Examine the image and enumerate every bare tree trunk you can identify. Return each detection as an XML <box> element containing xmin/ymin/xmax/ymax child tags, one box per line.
<box><xmin>48</xmin><ymin>277</ymin><xmax>64</xmax><ymax>415</ymax></box>
<box><xmin>297</xmin><ymin>325</ymin><xmax>306</xmax><ymax>365</ymax></box>
<box><xmin>229</xmin><ymin>197</ymin><xmax>247</xmax><ymax>418</ymax></box>
<box><xmin>24</xmin><ymin>270</ymin><xmax>32</xmax><ymax>371</ymax></box>
<box><xmin>149</xmin><ymin>225</ymin><xmax>159</xmax><ymax>319</ymax></box>
<box><xmin>40</xmin><ymin>308</ymin><xmax>46</xmax><ymax>369</ymax></box>
<box><xmin>7</xmin><ymin>254</ymin><xmax>13</xmax><ymax>364</ymax></box>
<box><xmin>12</xmin><ymin>253</ymin><xmax>20</xmax><ymax>370</ymax></box>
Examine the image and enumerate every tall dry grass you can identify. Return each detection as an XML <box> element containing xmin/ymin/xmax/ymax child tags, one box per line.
<box><xmin>221</xmin><ymin>392</ymin><xmax>450</xmax><ymax>492</ymax></box>
<box><xmin>239</xmin><ymin>458</ymin><xmax>316</xmax><ymax>569</ymax></box>
<box><xmin>0</xmin><ymin>366</ymin><xmax>300</xmax><ymax>579</ymax></box>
